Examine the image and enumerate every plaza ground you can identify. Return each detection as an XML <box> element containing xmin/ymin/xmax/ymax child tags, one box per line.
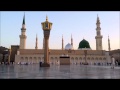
<box><xmin>0</xmin><ymin>64</ymin><xmax>120</xmax><ymax>79</ymax></box>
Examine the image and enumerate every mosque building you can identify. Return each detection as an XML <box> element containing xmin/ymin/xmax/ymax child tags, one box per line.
<box><xmin>14</xmin><ymin>14</ymin><xmax>111</xmax><ymax>65</ymax></box>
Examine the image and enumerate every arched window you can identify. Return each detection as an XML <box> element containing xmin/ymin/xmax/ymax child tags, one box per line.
<box><xmin>87</xmin><ymin>57</ymin><xmax>90</xmax><ymax>60</ymax></box>
<box><xmin>34</xmin><ymin>57</ymin><xmax>36</xmax><ymax>60</ymax></box>
<box><xmin>29</xmin><ymin>57</ymin><xmax>32</xmax><ymax>60</ymax></box>
<box><xmin>91</xmin><ymin>57</ymin><xmax>94</xmax><ymax>60</ymax></box>
<box><xmin>103</xmin><ymin>57</ymin><xmax>106</xmax><ymax>60</ymax></box>
<box><xmin>95</xmin><ymin>57</ymin><xmax>98</xmax><ymax>60</ymax></box>
<box><xmin>75</xmin><ymin>57</ymin><xmax>78</xmax><ymax>60</ymax></box>
<box><xmin>79</xmin><ymin>57</ymin><xmax>82</xmax><ymax>60</ymax></box>
<box><xmin>21</xmin><ymin>57</ymin><xmax>24</xmax><ymax>60</ymax></box>
<box><xmin>51</xmin><ymin>57</ymin><xmax>53</xmax><ymax>60</ymax></box>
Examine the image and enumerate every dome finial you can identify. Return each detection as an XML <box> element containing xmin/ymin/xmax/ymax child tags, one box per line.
<box><xmin>97</xmin><ymin>14</ymin><xmax>100</xmax><ymax>21</ymax></box>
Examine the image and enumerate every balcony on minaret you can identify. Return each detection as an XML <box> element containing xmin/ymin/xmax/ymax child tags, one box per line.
<box><xmin>41</xmin><ymin>16</ymin><xmax>52</xmax><ymax>31</ymax></box>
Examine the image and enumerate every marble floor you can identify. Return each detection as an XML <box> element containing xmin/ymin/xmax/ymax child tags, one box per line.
<box><xmin>0</xmin><ymin>64</ymin><xmax>120</xmax><ymax>79</ymax></box>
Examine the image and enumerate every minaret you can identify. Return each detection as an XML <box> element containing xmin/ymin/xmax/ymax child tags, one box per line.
<box><xmin>108</xmin><ymin>35</ymin><xmax>111</xmax><ymax>51</ymax></box>
<box><xmin>62</xmin><ymin>35</ymin><xmax>64</xmax><ymax>50</ymax></box>
<box><xmin>19</xmin><ymin>13</ymin><xmax>27</xmax><ymax>49</ymax></box>
<box><xmin>43</xmin><ymin>38</ymin><xmax>45</xmax><ymax>49</ymax></box>
<box><xmin>71</xmin><ymin>34</ymin><xmax>73</xmax><ymax>46</ymax></box>
<box><xmin>35</xmin><ymin>34</ymin><xmax>38</xmax><ymax>49</ymax></box>
<box><xmin>95</xmin><ymin>14</ymin><xmax>103</xmax><ymax>50</ymax></box>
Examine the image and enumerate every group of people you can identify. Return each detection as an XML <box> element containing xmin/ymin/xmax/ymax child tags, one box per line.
<box><xmin>0</xmin><ymin>62</ymin><xmax>15</xmax><ymax>65</ymax></box>
<box><xmin>0</xmin><ymin>56</ymin><xmax>117</xmax><ymax>69</ymax></box>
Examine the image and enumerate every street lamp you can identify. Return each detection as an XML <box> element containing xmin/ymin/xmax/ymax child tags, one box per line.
<box><xmin>41</xmin><ymin>16</ymin><xmax>52</xmax><ymax>67</ymax></box>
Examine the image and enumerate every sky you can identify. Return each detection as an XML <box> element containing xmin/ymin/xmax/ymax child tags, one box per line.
<box><xmin>0</xmin><ymin>11</ymin><xmax>120</xmax><ymax>50</ymax></box>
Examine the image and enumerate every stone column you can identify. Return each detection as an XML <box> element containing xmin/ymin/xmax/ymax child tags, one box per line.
<box><xmin>41</xmin><ymin>16</ymin><xmax>52</xmax><ymax>67</ymax></box>
<box><xmin>41</xmin><ymin>31</ymin><xmax>50</xmax><ymax>67</ymax></box>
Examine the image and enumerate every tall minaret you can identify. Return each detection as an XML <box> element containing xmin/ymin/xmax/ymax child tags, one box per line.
<box><xmin>43</xmin><ymin>38</ymin><xmax>45</xmax><ymax>49</ymax></box>
<box><xmin>108</xmin><ymin>35</ymin><xmax>111</xmax><ymax>51</ymax></box>
<box><xmin>71</xmin><ymin>34</ymin><xmax>73</xmax><ymax>46</ymax></box>
<box><xmin>95</xmin><ymin>14</ymin><xmax>103</xmax><ymax>50</ymax></box>
<box><xmin>35</xmin><ymin>34</ymin><xmax>38</xmax><ymax>49</ymax></box>
<box><xmin>62</xmin><ymin>35</ymin><xmax>64</xmax><ymax>50</ymax></box>
<box><xmin>19</xmin><ymin>13</ymin><xmax>27</xmax><ymax>49</ymax></box>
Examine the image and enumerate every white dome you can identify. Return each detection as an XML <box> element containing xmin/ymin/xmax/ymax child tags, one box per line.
<box><xmin>65</xmin><ymin>43</ymin><xmax>73</xmax><ymax>50</ymax></box>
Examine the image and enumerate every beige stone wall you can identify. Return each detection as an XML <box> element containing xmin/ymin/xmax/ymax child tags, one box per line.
<box><xmin>15</xmin><ymin>49</ymin><xmax>109</xmax><ymax>65</ymax></box>
<box><xmin>18</xmin><ymin>49</ymin><xmax>105</xmax><ymax>55</ymax></box>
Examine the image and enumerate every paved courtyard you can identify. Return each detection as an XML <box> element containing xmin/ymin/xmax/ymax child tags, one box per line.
<box><xmin>0</xmin><ymin>64</ymin><xmax>120</xmax><ymax>79</ymax></box>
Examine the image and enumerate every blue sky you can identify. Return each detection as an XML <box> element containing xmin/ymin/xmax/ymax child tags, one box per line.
<box><xmin>0</xmin><ymin>11</ymin><xmax>119</xmax><ymax>50</ymax></box>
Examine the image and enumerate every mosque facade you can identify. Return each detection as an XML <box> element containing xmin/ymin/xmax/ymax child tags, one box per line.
<box><xmin>15</xmin><ymin>14</ymin><xmax>111</xmax><ymax>65</ymax></box>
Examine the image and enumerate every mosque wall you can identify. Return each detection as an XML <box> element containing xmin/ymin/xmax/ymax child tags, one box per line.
<box><xmin>15</xmin><ymin>49</ymin><xmax>108</xmax><ymax>65</ymax></box>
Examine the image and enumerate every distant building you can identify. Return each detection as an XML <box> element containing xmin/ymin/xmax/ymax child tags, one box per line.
<box><xmin>0</xmin><ymin>46</ymin><xmax>9</xmax><ymax>63</ymax></box>
<box><xmin>14</xmin><ymin>14</ymin><xmax>112</xmax><ymax>65</ymax></box>
<box><xmin>10</xmin><ymin>45</ymin><xmax>19</xmax><ymax>63</ymax></box>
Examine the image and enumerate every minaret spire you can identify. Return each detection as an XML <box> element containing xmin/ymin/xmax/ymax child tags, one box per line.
<box><xmin>95</xmin><ymin>14</ymin><xmax>103</xmax><ymax>50</ymax></box>
<box><xmin>23</xmin><ymin>12</ymin><xmax>25</xmax><ymax>25</ymax></box>
<box><xmin>46</xmin><ymin>15</ymin><xmax>48</xmax><ymax>21</ymax></box>
<box><xmin>108</xmin><ymin>35</ymin><xmax>111</xmax><ymax>51</ymax></box>
<box><xmin>71</xmin><ymin>34</ymin><xmax>73</xmax><ymax>46</ymax></box>
<box><xmin>97</xmin><ymin>14</ymin><xmax>100</xmax><ymax>24</ymax></box>
<box><xmin>22</xmin><ymin>12</ymin><xmax>25</xmax><ymax>29</ymax></box>
<box><xmin>62</xmin><ymin>34</ymin><xmax>64</xmax><ymax>50</ymax></box>
<box><xmin>35</xmin><ymin>34</ymin><xmax>38</xmax><ymax>49</ymax></box>
<box><xmin>19</xmin><ymin>13</ymin><xmax>27</xmax><ymax>49</ymax></box>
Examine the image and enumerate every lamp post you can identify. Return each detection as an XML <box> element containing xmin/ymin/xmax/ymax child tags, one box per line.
<box><xmin>41</xmin><ymin>16</ymin><xmax>52</xmax><ymax>67</ymax></box>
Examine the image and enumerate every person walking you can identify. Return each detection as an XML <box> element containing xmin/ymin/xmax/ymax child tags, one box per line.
<box><xmin>111</xmin><ymin>56</ymin><xmax>115</xmax><ymax>69</ymax></box>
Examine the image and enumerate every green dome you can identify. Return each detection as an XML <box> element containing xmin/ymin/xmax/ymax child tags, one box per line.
<box><xmin>78</xmin><ymin>39</ymin><xmax>90</xmax><ymax>49</ymax></box>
